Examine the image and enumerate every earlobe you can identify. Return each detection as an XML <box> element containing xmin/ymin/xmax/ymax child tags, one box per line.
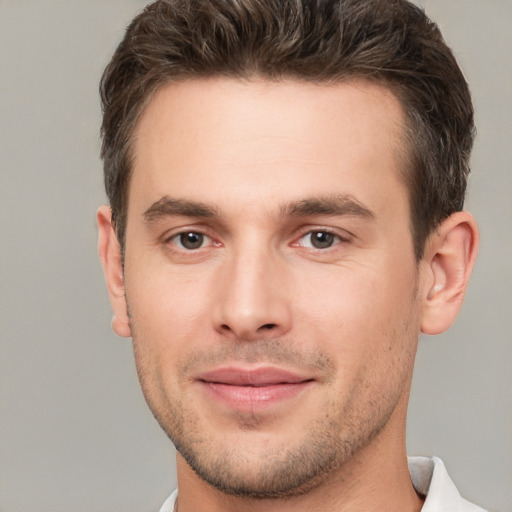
<box><xmin>97</xmin><ymin>205</ymin><xmax>132</xmax><ymax>338</ymax></box>
<box><xmin>421</xmin><ymin>211</ymin><xmax>479</xmax><ymax>335</ymax></box>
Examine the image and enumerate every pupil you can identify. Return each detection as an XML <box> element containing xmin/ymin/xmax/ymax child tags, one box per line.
<box><xmin>312</xmin><ymin>231</ymin><xmax>334</xmax><ymax>249</ymax></box>
<box><xmin>180</xmin><ymin>232</ymin><xmax>203</xmax><ymax>249</ymax></box>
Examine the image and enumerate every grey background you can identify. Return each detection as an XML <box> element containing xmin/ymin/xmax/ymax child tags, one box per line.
<box><xmin>0</xmin><ymin>1</ymin><xmax>510</xmax><ymax>511</ymax></box>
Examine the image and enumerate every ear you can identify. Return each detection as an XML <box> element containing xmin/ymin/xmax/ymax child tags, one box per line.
<box><xmin>420</xmin><ymin>211</ymin><xmax>479</xmax><ymax>335</ymax></box>
<box><xmin>97</xmin><ymin>205</ymin><xmax>131</xmax><ymax>338</ymax></box>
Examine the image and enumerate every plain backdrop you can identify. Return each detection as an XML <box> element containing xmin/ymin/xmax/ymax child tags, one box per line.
<box><xmin>0</xmin><ymin>1</ymin><xmax>510</xmax><ymax>511</ymax></box>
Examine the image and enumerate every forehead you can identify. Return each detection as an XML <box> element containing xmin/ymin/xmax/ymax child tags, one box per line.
<box><xmin>130</xmin><ymin>77</ymin><xmax>408</xmax><ymax>217</ymax></box>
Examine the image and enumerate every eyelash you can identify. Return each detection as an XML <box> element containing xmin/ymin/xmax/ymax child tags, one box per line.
<box><xmin>164</xmin><ymin>227</ymin><xmax>350</xmax><ymax>254</ymax></box>
<box><xmin>165</xmin><ymin>231</ymin><xmax>217</xmax><ymax>251</ymax></box>
<box><xmin>293</xmin><ymin>228</ymin><xmax>350</xmax><ymax>251</ymax></box>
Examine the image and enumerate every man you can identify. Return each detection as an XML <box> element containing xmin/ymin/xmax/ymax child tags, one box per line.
<box><xmin>97</xmin><ymin>0</ymin><xmax>484</xmax><ymax>510</ymax></box>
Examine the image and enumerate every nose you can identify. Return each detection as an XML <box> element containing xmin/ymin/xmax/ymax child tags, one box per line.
<box><xmin>212</xmin><ymin>245</ymin><xmax>292</xmax><ymax>341</ymax></box>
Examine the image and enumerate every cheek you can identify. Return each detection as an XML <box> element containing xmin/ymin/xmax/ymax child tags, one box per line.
<box><xmin>124</xmin><ymin>265</ymin><xmax>215</xmax><ymax>386</ymax></box>
<box><xmin>127</xmin><ymin>261</ymin><xmax>211</xmax><ymax>326</ymax></box>
<box><xmin>294</xmin><ymin>258</ymin><xmax>419</xmax><ymax>354</ymax></box>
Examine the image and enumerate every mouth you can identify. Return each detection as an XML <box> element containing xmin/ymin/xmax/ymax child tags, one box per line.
<box><xmin>194</xmin><ymin>366</ymin><xmax>315</xmax><ymax>411</ymax></box>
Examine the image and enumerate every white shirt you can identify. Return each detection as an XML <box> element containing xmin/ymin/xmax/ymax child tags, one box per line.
<box><xmin>159</xmin><ymin>456</ymin><xmax>487</xmax><ymax>512</ymax></box>
<box><xmin>409</xmin><ymin>457</ymin><xmax>487</xmax><ymax>512</ymax></box>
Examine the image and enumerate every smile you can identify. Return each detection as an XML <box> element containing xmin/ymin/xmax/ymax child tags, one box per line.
<box><xmin>195</xmin><ymin>366</ymin><xmax>315</xmax><ymax>411</ymax></box>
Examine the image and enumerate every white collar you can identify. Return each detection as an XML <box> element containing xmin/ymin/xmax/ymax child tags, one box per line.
<box><xmin>408</xmin><ymin>456</ymin><xmax>486</xmax><ymax>511</ymax></box>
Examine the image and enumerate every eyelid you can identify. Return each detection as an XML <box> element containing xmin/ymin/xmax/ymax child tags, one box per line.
<box><xmin>159</xmin><ymin>224</ymin><xmax>353</xmax><ymax>252</ymax></box>
<box><xmin>162</xmin><ymin>226</ymin><xmax>221</xmax><ymax>250</ymax></box>
<box><xmin>292</xmin><ymin>226</ymin><xmax>353</xmax><ymax>245</ymax></box>
<box><xmin>169</xmin><ymin>232</ymin><xmax>211</xmax><ymax>249</ymax></box>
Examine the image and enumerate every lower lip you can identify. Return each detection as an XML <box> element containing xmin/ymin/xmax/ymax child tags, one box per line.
<box><xmin>200</xmin><ymin>381</ymin><xmax>313</xmax><ymax>411</ymax></box>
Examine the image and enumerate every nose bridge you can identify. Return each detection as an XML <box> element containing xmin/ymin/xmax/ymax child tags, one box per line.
<box><xmin>213</xmin><ymin>235</ymin><xmax>291</xmax><ymax>339</ymax></box>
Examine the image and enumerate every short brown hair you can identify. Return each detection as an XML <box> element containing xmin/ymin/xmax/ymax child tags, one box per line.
<box><xmin>100</xmin><ymin>0</ymin><xmax>474</xmax><ymax>259</ymax></box>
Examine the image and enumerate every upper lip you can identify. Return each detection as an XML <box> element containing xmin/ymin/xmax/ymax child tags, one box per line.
<box><xmin>195</xmin><ymin>366</ymin><xmax>314</xmax><ymax>387</ymax></box>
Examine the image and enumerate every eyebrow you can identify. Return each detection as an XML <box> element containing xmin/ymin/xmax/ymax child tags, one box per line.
<box><xmin>143</xmin><ymin>196</ymin><xmax>218</xmax><ymax>222</ymax></box>
<box><xmin>142</xmin><ymin>194</ymin><xmax>375</xmax><ymax>223</ymax></box>
<box><xmin>281</xmin><ymin>195</ymin><xmax>375</xmax><ymax>219</ymax></box>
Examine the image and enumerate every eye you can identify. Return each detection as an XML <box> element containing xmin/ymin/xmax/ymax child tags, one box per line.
<box><xmin>298</xmin><ymin>230</ymin><xmax>341</xmax><ymax>249</ymax></box>
<box><xmin>170</xmin><ymin>231</ymin><xmax>210</xmax><ymax>250</ymax></box>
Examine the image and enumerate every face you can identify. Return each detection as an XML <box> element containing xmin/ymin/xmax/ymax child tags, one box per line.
<box><xmin>116</xmin><ymin>78</ymin><xmax>427</xmax><ymax>497</ymax></box>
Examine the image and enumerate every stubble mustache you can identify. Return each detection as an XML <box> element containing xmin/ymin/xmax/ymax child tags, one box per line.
<box><xmin>175</xmin><ymin>337</ymin><xmax>337</xmax><ymax>383</ymax></box>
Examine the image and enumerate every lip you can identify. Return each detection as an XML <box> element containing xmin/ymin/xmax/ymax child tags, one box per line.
<box><xmin>195</xmin><ymin>366</ymin><xmax>315</xmax><ymax>411</ymax></box>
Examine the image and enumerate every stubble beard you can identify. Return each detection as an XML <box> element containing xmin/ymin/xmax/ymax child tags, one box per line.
<box><xmin>170</xmin><ymin>392</ymin><xmax>397</xmax><ymax>499</ymax></box>
<box><xmin>131</xmin><ymin>333</ymin><xmax>416</xmax><ymax>500</ymax></box>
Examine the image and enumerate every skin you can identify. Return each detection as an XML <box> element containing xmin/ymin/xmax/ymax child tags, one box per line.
<box><xmin>98</xmin><ymin>78</ymin><xmax>478</xmax><ymax>512</ymax></box>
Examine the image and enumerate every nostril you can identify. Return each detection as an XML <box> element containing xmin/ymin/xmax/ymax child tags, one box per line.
<box><xmin>218</xmin><ymin>322</ymin><xmax>278</xmax><ymax>337</ymax></box>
